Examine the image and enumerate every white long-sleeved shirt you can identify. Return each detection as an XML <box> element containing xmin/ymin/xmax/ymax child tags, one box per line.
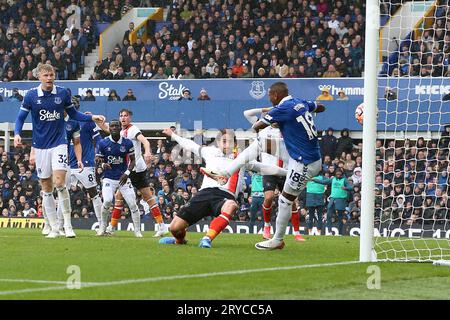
<box><xmin>243</xmin><ymin>108</ymin><xmax>288</xmax><ymax>168</ymax></box>
<box><xmin>170</xmin><ymin>133</ymin><xmax>286</xmax><ymax>197</ymax></box>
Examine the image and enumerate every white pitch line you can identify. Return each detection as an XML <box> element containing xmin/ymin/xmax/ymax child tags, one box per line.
<box><xmin>0</xmin><ymin>260</ymin><xmax>360</xmax><ymax>296</ymax></box>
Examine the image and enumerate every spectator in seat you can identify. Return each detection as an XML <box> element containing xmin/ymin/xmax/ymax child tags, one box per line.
<box><xmin>336</xmin><ymin>128</ymin><xmax>354</xmax><ymax>156</ymax></box>
<box><xmin>152</xmin><ymin>67</ymin><xmax>168</xmax><ymax>79</ymax></box>
<box><xmin>126</xmin><ymin>66</ymin><xmax>139</xmax><ymax>79</ymax></box>
<box><xmin>320</xmin><ymin>127</ymin><xmax>338</xmax><ymax>159</ymax></box>
<box><xmin>180</xmin><ymin>66</ymin><xmax>195</xmax><ymax>79</ymax></box>
<box><xmin>178</xmin><ymin>88</ymin><xmax>192</xmax><ymax>101</ymax></box>
<box><xmin>107</xmin><ymin>89</ymin><xmax>121</xmax><ymax>101</ymax></box>
<box><xmin>7</xmin><ymin>88</ymin><xmax>23</xmax><ymax>102</ymax></box>
<box><xmin>113</xmin><ymin>67</ymin><xmax>126</xmax><ymax>80</ymax></box>
<box><xmin>99</xmin><ymin>68</ymin><xmax>113</xmax><ymax>80</ymax></box>
<box><xmin>197</xmin><ymin>88</ymin><xmax>211</xmax><ymax>101</ymax></box>
<box><xmin>323</xmin><ymin>64</ymin><xmax>341</xmax><ymax>77</ymax></box>
<box><xmin>83</xmin><ymin>89</ymin><xmax>96</xmax><ymax>101</ymax></box>
<box><xmin>123</xmin><ymin>89</ymin><xmax>137</xmax><ymax>101</ymax></box>
<box><xmin>336</xmin><ymin>90</ymin><xmax>349</xmax><ymax>100</ymax></box>
<box><xmin>123</xmin><ymin>22</ymin><xmax>135</xmax><ymax>42</ymax></box>
<box><xmin>316</xmin><ymin>87</ymin><xmax>334</xmax><ymax>100</ymax></box>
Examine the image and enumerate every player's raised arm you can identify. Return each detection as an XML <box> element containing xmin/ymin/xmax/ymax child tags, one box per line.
<box><xmin>162</xmin><ymin>128</ymin><xmax>202</xmax><ymax>157</ymax></box>
<box><xmin>243</xmin><ymin>107</ymin><xmax>272</xmax><ymax>125</ymax></box>
<box><xmin>136</xmin><ymin>133</ymin><xmax>152</xmax><ymax>165</ymax></box>
<box><xmin>119</xmin><ymin>149</ymin><xmax>136</xmax><ymax>186</ymax></box>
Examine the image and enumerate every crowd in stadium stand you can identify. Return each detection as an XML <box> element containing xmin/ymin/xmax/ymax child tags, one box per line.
<box><xmin>0</xmin><ymin>0</ymin><xmax>369</xmax><ymax>81</ymax></box>
<box><xmin>2</xmin><ymin>125</ymin><xmax>450</xmax><ymax>230</ymax></box>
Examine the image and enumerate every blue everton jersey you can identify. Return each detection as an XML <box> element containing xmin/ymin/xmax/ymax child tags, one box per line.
<box><xmin>97</xmin><ymin>136</ymin><xmax>134</xmax><ymax>180</ymax></box>
<box><xmin>262</xmin><ymin>95</ymin><xmax>321</xmax><ymax>164</ymax></box>
<box><xmin>20</xmin><ymin>85</ymin><xmax>74</xmax><ymax>149</ymax></box>
<box><xmin>68</xmin><ymin>121</ymin><xmax>101</xmax><ymax>169</ymax></box>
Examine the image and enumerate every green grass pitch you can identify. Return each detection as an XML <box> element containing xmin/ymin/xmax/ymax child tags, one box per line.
<box><xmin>0</xmin><ymin>229</ymin><xmax>449</xmax><ymax>300</ymax></box>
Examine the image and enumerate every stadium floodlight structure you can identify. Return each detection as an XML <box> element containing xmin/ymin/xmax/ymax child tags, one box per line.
<box><xmin>360</xmin><ymin>0</ymin><xmax>450</xmax><ymax>265</ymax></box>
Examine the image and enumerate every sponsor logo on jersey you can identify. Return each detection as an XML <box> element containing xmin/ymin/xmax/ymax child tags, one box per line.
<box><xmin>158</xmin><ymin>82</ymin><xmax>188</xmax><ymax>100</ymax></box>
<box><xmin>249</xmin><ymin>81</ymin><xmax>266</xmax><ymax>99</ymax></box>
<box><xmin>107</xmin><ymin>155</ymin><xmax>124</xmax><ymax>165</ymax></box>
<box><xmin>39</xmin><ymin>109</ymin><xmax>61</xmax><ymax>121</ymax></box>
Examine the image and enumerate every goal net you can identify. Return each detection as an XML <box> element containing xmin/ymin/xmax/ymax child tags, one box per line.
<box><xmin>369</xmin><ymin>0</ymin><xmax>450</xmax><ymax>262</ymax></box>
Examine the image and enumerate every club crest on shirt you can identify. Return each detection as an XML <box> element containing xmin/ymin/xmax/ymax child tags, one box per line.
<box><xmin>120</xmin><ymin>146</ymin><xmax>126</xmax><ymax>152</ymax></box>
<box><xmin>54</xmin><ymin>97</ymin><xmax>62</xmax><ymax>104</ymax></box>
<box><xmin>66</xmin><ymin>124</ymin><xmax>72</xmax><ymax>131</ymax></box>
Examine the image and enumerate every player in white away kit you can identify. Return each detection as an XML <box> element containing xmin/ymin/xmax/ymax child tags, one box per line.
<box><xmin>159</xmin><ymin>128</ymin><xmax>287</xmax><ymax>248</ymax></box>
<box><xmin>202</xmin><ymin>107</ymin><xmax>305</xmax><ymax>241</ymax></box>
<box><xmin>14</xmin><ymin>64</ymin><xmax>105</xmax><ymax>238</ymax></box>
<box><xmin>105</xmin><ymin>109</ymin><xmax>168</xmax><ymax>237</ymax></box>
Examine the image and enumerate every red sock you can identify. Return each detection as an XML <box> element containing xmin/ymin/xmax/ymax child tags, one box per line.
<box><xmin>206</xmin><ymin>212</ymin><xmax>232</xmax><ymax>241</ymax></box>
<box><xmin>291</xmin><ymin>209</ymin><xmax>300</xmax><ymax>232</ymax></box>
<box><xmin>262</xmin><ymin>204</ymin><xmax>272</xmax><ymax>224</ymax></box>
<box><xmin>149</xmin><ymin>202</ymin><xmax>163</xmax><ymax>224</ymax></box>
<box><xmin>111</xmin><ymin>202</ymin><xmax>123</xmax><ymax>227</ymax></box>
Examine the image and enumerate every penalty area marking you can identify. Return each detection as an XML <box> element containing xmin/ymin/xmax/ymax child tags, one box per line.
<box><xmin>0</xmin><ymin>260</ymin><xmax>360</xmax><ymax>296</ymax></box>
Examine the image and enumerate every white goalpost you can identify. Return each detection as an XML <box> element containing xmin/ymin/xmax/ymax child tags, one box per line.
<box><xmin>360</xmin><ymin>0</ymin><xmax>450</xmax><ymax>264</ymax></box>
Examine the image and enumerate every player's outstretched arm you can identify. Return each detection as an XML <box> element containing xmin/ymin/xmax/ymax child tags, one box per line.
<box><xmin>66</xmin><ymin>106</ymin><xmax>106</xmax><ymax>124</ymax></box>
<box><xmin>243</xmin><ymin>107</ymin><xmax>272</xmax><ymax>125</ymax></box>
<box><xmin>162</xmin><ymin>128</ymin><xmax>202</xmax><ymax>157</ymax></box>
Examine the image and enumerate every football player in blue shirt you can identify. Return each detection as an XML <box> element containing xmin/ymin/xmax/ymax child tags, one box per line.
<box><xmin>253</xmin><ymin>82</ymin><xmax>325</xmax><ymax>250</ymax></box>
<box><xmin>14</xmin><ymin>64</ymin><xmax>106</xmax><ymax>238</ymax></box>
<box><xmin>67</xmin><ymin>97</ymin><xmax>109</xmax><ymax>234</ymax></box>
<box><xmin>96</xmin><ymin>120</ymin><xmax>142</xmax><ymax>237</ymax></box>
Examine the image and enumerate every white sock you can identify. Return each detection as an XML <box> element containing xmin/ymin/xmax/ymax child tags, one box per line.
<box><xmin>41</xmin><ymin>202</ymin><xmax>49</xmax><ymax>226</ymax></box>
<box><xmin>224</xmin><ymin>139</ymin><xmax>259</xmax><ymax>176</ymax></box>
<box><xmin>264</xmin><ymin>222</ymin><xmax>271</xmax><ymax>227</ymax></box>
<box><xmin>101</xmin><ymin>204</ymin><xmax>111</xmax><ymax>231</ymax></box>
<box><xmin>92</xmin><ymin>195</ymin><xmax>103</xmax><ymax>224</ymax></box>
<box><xmin>43</xmin><ymin>192</ymin><xmax>58</xmax><ymax>230</ymax></box>
<box><xmin>56</xmin><ymin>200</ymin><xmax>64</xmax><ymax>229</ymax></box>
<box><xmin>57</xmin><ymin>187</ymin><xmax>72</xmax><ymax>228</ymax></box>
<box><xmin>131</xmin><ymin>209</ymin><xmax>141</xmax><ymax>232</ymax></box>
<box><xmin>273</xmin><ymin>194</ymin><xmax>293</xmax><ymax>241</ymax></box>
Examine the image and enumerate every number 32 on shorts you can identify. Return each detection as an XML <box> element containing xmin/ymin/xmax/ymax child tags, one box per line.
<box><xmin>58</xmin><ymin>154</ymin><xmax>68</xmax><ymax>164</ymax></box>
